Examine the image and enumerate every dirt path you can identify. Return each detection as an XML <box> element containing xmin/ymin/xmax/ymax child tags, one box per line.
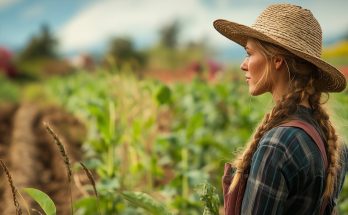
<box><xmin>0</xmin><ymin>103</ymin><xmax>86</xmax><ymax>214</ymax></box>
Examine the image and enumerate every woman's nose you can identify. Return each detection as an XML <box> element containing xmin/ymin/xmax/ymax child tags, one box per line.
<box><xmin>240</xmin><ymin>58</ymin><xmax>248</xmax><ymax>71</ymax></box>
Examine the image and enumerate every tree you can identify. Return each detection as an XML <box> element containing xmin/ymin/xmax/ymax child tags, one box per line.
<box><xmin>159</xmin><ymin>21</ymin><xmax>180</xmax><ymax>49</ymax></box>
<box><xmin>19</xmin><ymin>24</ymin><xmax>58</xmax><ymax>61</ymax></box>
<box><xmin>106</xmin><ymin>36</ymin><xmax>146</xmax><ymax>70</ymax></box>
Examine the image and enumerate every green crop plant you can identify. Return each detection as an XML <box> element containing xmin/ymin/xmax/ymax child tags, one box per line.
<box><xmin>0</xmin><ymin>74</ymin><xmax>20</xmax><ymax>103</ymax></box>
<box><xmin>44</xmin><ymin>69</ymin><xmax>348</xmax><ymax>214</ymax></box>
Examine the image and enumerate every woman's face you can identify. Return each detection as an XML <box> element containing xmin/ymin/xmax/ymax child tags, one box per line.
<box><xmin>240</xmin><ymin>39</ymin><xmax>270</xmax><ymax>96</ymax></box>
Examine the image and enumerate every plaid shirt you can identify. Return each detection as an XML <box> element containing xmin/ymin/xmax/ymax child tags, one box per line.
<box><xmin>241</xmin><ymin>106</ymin><xmax>348</xmax><ymax>215</ymax></box>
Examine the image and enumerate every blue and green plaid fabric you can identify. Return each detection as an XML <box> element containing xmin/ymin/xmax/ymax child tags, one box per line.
<box><xmin>241</xmin><ymin>106</ymin><xmax>347</xmax><ymax>215</ymax></box>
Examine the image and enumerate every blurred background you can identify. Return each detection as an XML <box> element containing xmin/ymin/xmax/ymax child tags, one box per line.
<box><xmin>0</xmin><ymin>0</ymin><xmax>347</xmax><ymax>214</ymax></box>
<box><xmin>1</xmin><ymin>0</ymin><xmax>348</xmax><ymax>77</ymax></box>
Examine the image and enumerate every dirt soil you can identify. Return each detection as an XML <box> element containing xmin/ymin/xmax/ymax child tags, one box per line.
<box><xmin>0</xmin><ymin>103</ymin><xmax>87</xmax><ymax>215</ymax></box>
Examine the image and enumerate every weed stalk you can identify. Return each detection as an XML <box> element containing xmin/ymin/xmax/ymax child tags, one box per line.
<box><xmin>43</xmin><ymin>122</ymin><xmax>74</xmax><ymax>215</ymax></box>
<box><xmin>80</xmin><ymin>162</ymin><xmax>101</xmax><ymax>215</ymax></box>
<box><xmin>0</xmin><ymin>160</ymin><xmax>23</xmax><ymax>215</ymax></box>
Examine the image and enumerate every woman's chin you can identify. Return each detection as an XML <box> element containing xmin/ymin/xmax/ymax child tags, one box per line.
<box><xmin>249</xmin><ymin>88</ymin><xmax>265</xmax><ymax>96</ymax></box>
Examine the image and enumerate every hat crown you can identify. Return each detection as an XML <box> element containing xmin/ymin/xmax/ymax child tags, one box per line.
<box><xmin>251</xmin><ymin>4</ymin><xmax>322</xmax><ymax>58</ymax></box>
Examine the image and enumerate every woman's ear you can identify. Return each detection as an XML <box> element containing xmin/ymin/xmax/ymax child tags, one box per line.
<box><xmin>273</xmin><ymin>55</ymin><xmax>284</xmax><ymax>70</ymax></box>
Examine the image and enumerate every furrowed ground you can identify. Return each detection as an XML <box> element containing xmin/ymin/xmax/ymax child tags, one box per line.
<box><xmin>0</xmin><ymin>103</ymin><xmax>87</xmax><ymax>214</ymax></box>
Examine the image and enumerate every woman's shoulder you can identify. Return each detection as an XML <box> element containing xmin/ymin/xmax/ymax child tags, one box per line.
<box><xmin>257</xmin><ymin>126</ymin><xmax>324</xmax><ymax>175</ymax></box>
<box><xmin>259</xmin><ymin>125</ymin><xmax>321</xmax><ymax>162</ymax></box>
<box><xmin>260</xmin><ymin>125</ymin><xmax>315</xmax><ymax>148</ymax></box>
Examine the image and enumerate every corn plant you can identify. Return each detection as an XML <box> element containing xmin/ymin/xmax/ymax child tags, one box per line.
<box><xmin>45</xmin><ymin>69</ymin><xmax>348</xmax><ymax>214</ymax></box>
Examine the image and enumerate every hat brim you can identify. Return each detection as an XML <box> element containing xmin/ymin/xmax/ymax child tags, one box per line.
<box><xmin>214</xmin><ymin>19</ymin><xmax>347</xmax><ymax>92</ymax></box>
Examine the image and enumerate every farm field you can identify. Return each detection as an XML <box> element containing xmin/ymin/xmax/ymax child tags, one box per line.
<box><xmin>1</xmin><ymin>1</ymin><xmax>348</xmax><ymax>214</ymax></box>
<box><xmin>1</xmin><ymin>68</ymin><xmax>348</xmax><ymax>214</ymax></box>
<box><xmin>0</xmin><ymin>103</ymin><xmax>86</xmax><ymax>214</ymax></box>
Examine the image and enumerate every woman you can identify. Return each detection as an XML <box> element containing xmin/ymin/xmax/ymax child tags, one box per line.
<box><xmin>213</xmin><ymin>3</ymin><xmax>347</xmax><ymax>215</ymax></box>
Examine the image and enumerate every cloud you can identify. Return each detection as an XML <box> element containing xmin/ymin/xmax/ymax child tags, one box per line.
<box><xmin>58</xmin><ymin>0</ymin><xmax>263</xmax><ymax>53</ymax></box>
<box><xmin>58</xmin><ymin>0</ymin><xmax>348</xmax><ymax>53</ymax></box>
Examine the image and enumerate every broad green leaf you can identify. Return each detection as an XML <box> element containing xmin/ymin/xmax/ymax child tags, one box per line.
<box><xmin>74</xmin><ymin>197</ymin><xmax>98</xmax><ymax>215</ymax></box>
<box><xmin>23</xmin><ymin>188</ymin><xmax>56</xmax><ymax>215</ymax></box>
<box><xmin>156</xmin><ymin>85</ymin><xmax>171</xmax><ymax>105</ymax></box>
<box><xmin>121</xmin><ymin>191</ymin><xmax>171</xmax><ymax>215</ymax></box>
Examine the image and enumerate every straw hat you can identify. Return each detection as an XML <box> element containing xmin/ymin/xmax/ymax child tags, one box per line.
<box><xmin>214</xmin><ymin>3</ymin><xmax>347</xmax><ymax>92</ymax></box>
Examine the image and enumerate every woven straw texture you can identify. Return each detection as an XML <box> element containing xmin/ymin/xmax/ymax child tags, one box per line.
<box><xmin>214</xmin><ymin>3</ymin><xmax>346</xmax><ymax>92</ymax></box>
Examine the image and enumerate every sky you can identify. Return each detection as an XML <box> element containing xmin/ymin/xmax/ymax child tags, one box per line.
<box><xmin>1</xmin><ymin>0</ymin><xmax>348</xmax><ymax>60</ymax></box>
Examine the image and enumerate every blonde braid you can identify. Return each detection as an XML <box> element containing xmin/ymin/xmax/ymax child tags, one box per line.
<box><xmin>324</xmin><ymin>123</ymin><xmax>340</xmax><ymax>199</ymax></box>
<box><xmin>283</xmin><ymin>68</ymin><xmax>342</xmax><ymax>200</ymax></box>
<box><xmin>288</xmin><ymin>68</ymin><xmax>342</xmax><ymax>200</ymax></box>
<box><xmin>229</xmin><ymin>113</ymin><xmax>271</xmax><ymax>191</ymax></box>
<box><xmin>311</xmin><ymin>101</ymin><xmax>341</xmax><ymax>199</ymax></box>
<box><xmin>229</xmin><ymin>78</ymin><xmax>305</xmax><ymax>192</ymax></box>
<box><xmin>289</xmin><ymin>72</ymin><xmax>342</xmax><ymax>199</ymax></box>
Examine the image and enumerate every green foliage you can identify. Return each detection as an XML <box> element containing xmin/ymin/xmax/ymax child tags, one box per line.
<box><xmin>329</xmin><ymin>90</ymin><xmax>348</xmax><ymax>144</ymax></box>
<box><xmin>0</xmin><ymin>75</ymin><xmax>20</xmax><ymax>102</ymax></box>
<box><xmin>45</xmin><ymin>70</ymin><xmax>268</xmax><ymax>214</ymax></box>
<box><xmin>155</xmin><ymin>84</ymin><xmax>172</xmax><ymax>105</ymax></box>
<box><xmin>19</xmin><ymin>24</ymin><xmax>58</xmax><ymax>61</ymax></box>
<box><xmin>106</xmin><ymin>37</ymin><xmax>147</xmax><ymax>71</ymax></box>
<box><xmin>159</xmin><ymin>20</ymin><xmax>180</xmax><ymax>49</ymax></box>
<box><xmin>23</xmin><ymin>188</ymin><xmax>56</xmax><ymax>215</ymax></box>
<box><xmin>147</xmin><ymin>21</ymin><xmax>209</xmax><ymax>69</ymax></box>
<box><xmin>197</xmin><ymin>183</ymin><xmax>220</xmax><ymax>215</ymax></box>
<box><xmin>46</xmin><ymin>71</ymin><xmax>163</xmax><ymax>213</ymax></box>
<box><xmin>121</xmin><ymin>191</ymin><xmax>172</xmax><ymax>215</ymax></box>
<box><xmin>44</xmin><ymin>70</ymin><xmax>348</xmax><ymax>214</ymax></box>
<box><xmin>74</xmin><ymin>197</ymin><xmax>99</xmax><ymax>215</ymax></box>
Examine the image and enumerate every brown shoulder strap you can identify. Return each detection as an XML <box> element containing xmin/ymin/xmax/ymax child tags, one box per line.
<box><xmin>280</xmin><ymin>120</ymin><xmax>329</xmax><ymax>215</ymax></box>
<box><xmin>280</xmin><ymin>120</ymin><xmax>328</xmax><ymax>169</ymax></box>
